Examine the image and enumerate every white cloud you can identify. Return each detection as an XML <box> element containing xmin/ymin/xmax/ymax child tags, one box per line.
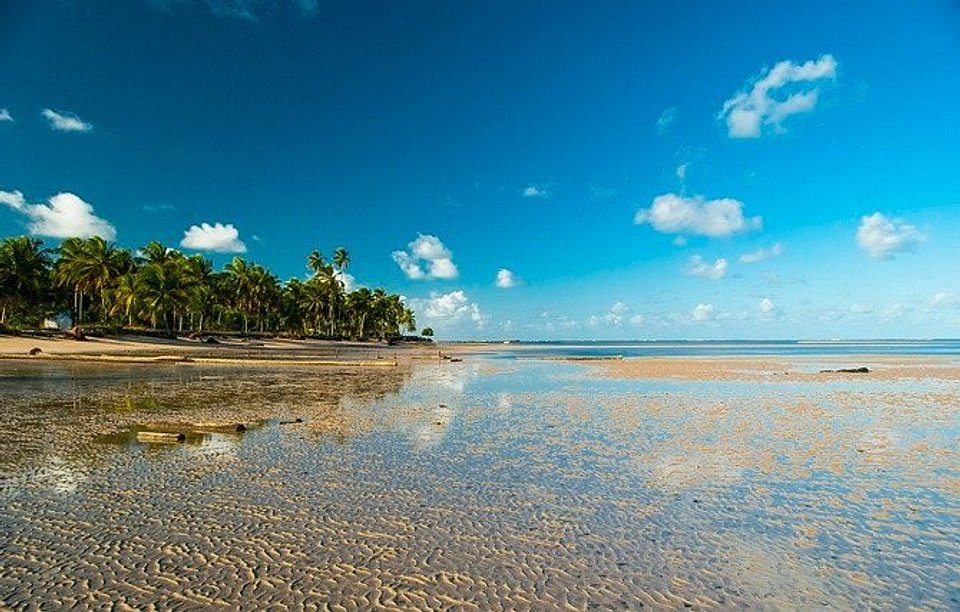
<box><xmin>589</xmin><ymin>301</ymin><xmax>630</xmax><ymax>327</ymax></box>
<box><xmin>335</xmin><ymin>269</ymin><xmax>357</xmax><ymax>292</ymax></box>
<box><xmin>0</xmin><ymin>190</ymin><xmax>116</xmax><ymax>240</ymax></box>
<box><xmin>672</xmin><ymin>236</ymin><xmax>688</xmax><ymax>247</ymax></box>
<box><xmin>932</xmin><ymin>292</ymin><xmax>958</xmax><ymax>309</ymax></box>
<box><xmin>635</xmin><ymin>193</ymin><xmax>761</xmax><ymax>237</ymax></box>
<box><xmin>0</xmin><ymin>109</ymin><xmax>12</xmax><ymax>123</ymax></box>
<box><xmin>675</xmin><ymin>163</ymin><xmax>688</xmax><ymax>180</ymax></box>
<box><xmin>759</xmin><ymin>298</ymin><xmax>777</xmax><ymax>315</ymax></box>
<box><xmin>656</xmin><ymin>107</ymin><xmax>677</xmax><ymax>134</ymax></box>
<box><xmin>739</xmin><ymin>242</ymin><xmax>784</xmax><ymax>264</ymax></box>
<box><xmin>391</xmin><ymin>233</ymin><xmax>459</xmax><ymax>280</ymax></box>
<box><xmin>882</xmin><ymin>304</ymin><xmax>906</xmax><ymax>320</ymax></box>
<box><xmin>856</xmin><ymin>212</ymin><xmax>924</xmax><ymax>259</ymax></box>
<box><xmin>180</xmin><ymin>222</ymin><xmax>247</xmax><ymax>253</ymax></box>
<box><xmin>495</xmin><ymin>268</ymin><xmax>519</xmax><ymax>288</ymax></box>
<box><xmin>719</xmin><ymin>54</ymin><xmax>837</xmax><ymax>138</ymax></box>
<box><xmin>522</xmin><ymin>184</ymin><xmax>550</xmax><ymax>199</ymax></box>
<box><xmin>629</xmin><ymin>314</ymin><xmax>644</xmax><ymax>326</ymax></box>
<box><xmin>692</xmin><ymin>303</ymin><xmax>714</xmax><ymax>322</ymax></box>
<box><xmin>41</xmin><ymin>108</ymin><xmax>93</xmax><ymax>133</ymax></box>
<box><xmin>685</xmin><ymin>255</ymin><xmax>728</xmax><ymax>280</ymax></box>
<box><xmin>412</xmin><ymin>290</ymin><xmax>485</xmax><ymax>329</ymax></box>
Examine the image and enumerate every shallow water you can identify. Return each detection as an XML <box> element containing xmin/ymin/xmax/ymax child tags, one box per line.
<box><xmin>1</xmin><ymin>358</ymin><xmax>958</xmax><ymax>609</ymax></box>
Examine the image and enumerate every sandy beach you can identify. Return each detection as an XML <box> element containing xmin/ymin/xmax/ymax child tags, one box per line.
<box><xmin>0</xmin><ymin>333</ymin><xmax>446</xmax><ymax>366</ymax></box>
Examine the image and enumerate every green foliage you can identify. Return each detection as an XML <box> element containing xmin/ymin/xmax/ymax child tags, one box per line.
<box><xmin>0</xmin><ymin>236</ymin><xmax>411</xmax><ymax>339</ymax></box>
<box><xmin>421</xmin><ymin>327</ymin><xmax>434</xmax><ymax>337</ymax></box>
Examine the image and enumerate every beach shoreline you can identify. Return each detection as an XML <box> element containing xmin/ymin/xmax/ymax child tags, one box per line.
<box><xmin>2</xmin><ymin>334</ymin><xmax>958</xmax><ymax>379</ymax></box>
<box><xmin>0</xmin><ymin>333</ymin><xmax>446</xmax><ymax>366</ymax></box>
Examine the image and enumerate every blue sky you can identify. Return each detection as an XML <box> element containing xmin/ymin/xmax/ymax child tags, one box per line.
<box><xmin>1</xmin><ymin>1</ymin><xmax>959</xmax><ymax>339</ymax></box>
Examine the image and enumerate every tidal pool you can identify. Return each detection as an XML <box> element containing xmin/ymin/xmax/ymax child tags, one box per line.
<box><xmin>1</xmin><ymin>358</ymin><xmax>958</xmax><ymax>609</ymax></box>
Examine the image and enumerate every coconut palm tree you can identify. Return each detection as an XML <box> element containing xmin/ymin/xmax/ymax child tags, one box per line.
<box><xmin>109</xmin><ymin>273</ymin><xmax>140</xmax><ymax>328</ymax></box>
<box><xmin>182</xmin><ymin>254</ymin><xmax>213</xmax><ymax>332</ymax></box>
<box><xmin>55</xmin><ymin>237</ymin><xmax>131</xmax><ymax>325</ymax></box>
<box><xmin>307</xmin><ymin>249</ymin><xmax>326</xmax><ymax>277</ymax></box>
<box><xmin>333</xmin><ymin>246</ymin><xmax>350</xmax><ymax>272</ymax></box>
<box><xmin>55</xmin><ymin>237</ymin><xmax>89</xmax><ymax>325</ymax></box>
<box><xmin>139</xmin><ymin>241</ymin><xmax>178</xmax><ymax>265</ymax></box>
<box><xmin>0</xmin><ymin>236</ymin><xmax>52</xmax><ymax>325</ymax></box>
<box><xmin>135</xmin><ymin>259</ymin><xmax>191</xmax><ymax>332</ymax></box>
<box><xmin>344</xmin><ymin>288</ymin><xmax>373</xmax><ymax>339</ymax></box>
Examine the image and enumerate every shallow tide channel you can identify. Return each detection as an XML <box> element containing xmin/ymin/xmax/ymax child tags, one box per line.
<box><xmin>1</xmin><ymin>358</ymin><xmax>958</xmax><ymax>609</ymax></box>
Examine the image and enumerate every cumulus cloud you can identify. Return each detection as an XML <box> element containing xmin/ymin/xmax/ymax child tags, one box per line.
<box><xmin>335</xmin><ymin>269</ymin><xmax>357</xmax><ymax>292</ymax></box>
<box><xmin>719</xmin><ymin>54</ymin><xmax>837</xmax><ymax>138</ymax></box>
<box><xmin>391</xmin><ymin>233</ymin><xmax>459</xmax><ymax>280</ymax></box>
<box><xmin>0</xmin><ymin>109</ymin><xmax>12</xmax><ymax>123</ymax></box>
<box><xmin>739</xmin><ymin>242</ymin><xmax>784</xmax><ymax>264</ymax></box>
<box><xmin>411</xmin><ymin>291</ymin><xmax>485</xmax><ymax>329</ymax></box>
<box><xmin>656</xmin><ymin>107</ymin><xmax>678</xmax><ymax>134</ymax></box>
<box><xmin>522</xmin><ymin>184</ymin><xmax>550</xmax><ymax>199</ymax></box>
<box><xmin>685</xmin><ymin>255</ymin><xmax>728</xmax><ymax>280</ymax></box>
<box><xmin>0</xmin><ymin>190</ymin><xmax>116</xmax><ymax>240</ymax></box>
<box><xmin>180</xmin><ymin>222</ymin><xmax>247</xmax><ymax>253</ymax></box>
<box><xmin>759</xmin><ymin>298</ymin><xmax>777</xmax><ymax>315</ymax></box>
<box><xmin>495</xmin><ymin>268</ymin><xmax>519</xmax><ymax>288</ymax></box>
<box><xmin>635</xmin><ymin>193</ymin><xmax>762</xmax><ymax>237</ymax></box>
<box><xmin>692</xmin><ymin>303</ymin><xmax>714</xmax><ymax>322</ymax></box>
<box><xmin>589</xmin><ymin>302</ymin><xmax>630</xmax><ymax>327</ymax></box>
<box><xmin>856</xmin><ymin>212</ymin><xmax>924</xmax><ymax>259</ymax></box>
<box><xmin>41</xmin><ymin>108</ymin><xmax>93</xmax><ymax>133</ymax></box>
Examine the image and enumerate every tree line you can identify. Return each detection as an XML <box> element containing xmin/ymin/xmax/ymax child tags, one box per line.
<box><xmin>0</xmin><ymin>235</ymin><xmax>420</xmax><ymax>340</ymax></box>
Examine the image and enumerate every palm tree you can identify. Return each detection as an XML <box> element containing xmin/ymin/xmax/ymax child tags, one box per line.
<box><xmin>307</xmin><ymin>250</ymin><xmax>326</xmax><ymax>277</ymax></box>
<box><xmin>300</xmin><ymin>278</ymin><xmax>328</xmax><ymax>336</ymax></box>
<box><xmin>139</xmin><ymin>241</ymin><xmax>178</xmax><ymax>265</ymax></box>
<box><xmin>332</xmin><ymin>246</ymin><xmax>350</xmax><ymax>335</ymax></box>
<box><xmin>316</xmin><ymin>263</ymin><xmax>342</xmax><ymax>337</ymax></box>
<box><xmin>0</xmin><ymin>236</ymin><xmax>52</xmax><ymax>325</ymax></box>
<box><xmin>333</xmin><ymin>247</ymin><xmax>350</xmax><ymax>272</ymax></box>
<box><xmin>2</xmin><ymin>234</ymin><xmax>414</xmax><ymax>342</ymax></box>
<box><xmin>55</xmin><ymin>237</ymin><xmax>88</xmax><ymax>325</ymax></box>
<box><xmin>182</xmin><ymin>255</ymin><xmax>213</xmax><ymax>332</ymax></box>
<box><xmin>109</xmin><ymin>273</ymin><xmax>140</xmax><ymax>328</ymax></box>
<box><xmin>247</xmin><ymin>264</ymin><xmax>280</xmax><ymax>332</ymax></box>
<box><xmin>135</xmin><ymin>259</ymin><xmax>191</xmax><ymax>332</ymax></box>
<box><xmin>280</xmin><ymin>278</ymin><xmax>307</xmax><ymax>335</ymax></box>
<box><xmin>399</xmin><ymin>306</ymin><xmax>417</xmax><ymax>334</ymax></box>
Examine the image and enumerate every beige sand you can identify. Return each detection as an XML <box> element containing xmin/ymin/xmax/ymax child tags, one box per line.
<box><xmin>0</xmin><ymin>334</ymin><xmax>447</xmax><ymax>367</ymax></box>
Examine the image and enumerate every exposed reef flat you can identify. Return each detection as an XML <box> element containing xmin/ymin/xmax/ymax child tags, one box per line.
<box><xmin>1</xmin><ymin>355</ymin><xmax>957</xmax><ymax>609</ymax></box>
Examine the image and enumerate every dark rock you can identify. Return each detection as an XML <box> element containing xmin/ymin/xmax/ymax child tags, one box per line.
<box><xmin>28</xmin><ymin>347</ymin><xmax>43</xmax><ymax>356</ymax></box>
<box><xmin>203</xmin><ymin>336</ymin><xmax>220</xmax><ymax>344</ymax></box>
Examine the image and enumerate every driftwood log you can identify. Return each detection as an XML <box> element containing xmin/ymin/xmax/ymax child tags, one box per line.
<box><xmin>136</xmin><ymin>431</ymin><xmax>186</xmax><ymax>443</ymax></box>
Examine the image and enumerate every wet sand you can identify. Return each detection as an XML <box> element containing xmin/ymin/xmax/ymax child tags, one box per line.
<box><xmin>1</xmin><ymin>355</ymin><xmax>958</xmax><ymax>609</ymax></box>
